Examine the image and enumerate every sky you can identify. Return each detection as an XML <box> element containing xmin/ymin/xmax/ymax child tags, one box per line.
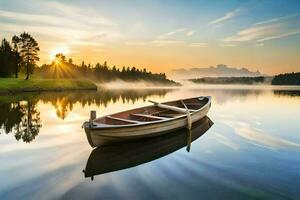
<box><xmin>0</xmin><ymin>0</ymin><xmax>300</xmax><ymax>75</ymax></box>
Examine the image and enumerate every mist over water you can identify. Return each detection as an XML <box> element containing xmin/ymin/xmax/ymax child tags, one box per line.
<box><xmin>97</xmin><ymin>79</ymin><xmax>279</xmax><ymax>90</ymax></box>
<box><xmin>98</xmin><ymin>79</ymin><xmax>181</xmax><ymax>89</ymax></box>
<box><xmin>0</xmin><ymin>85</ymin><xmax>300</xmax><ymax>199</ymax></box>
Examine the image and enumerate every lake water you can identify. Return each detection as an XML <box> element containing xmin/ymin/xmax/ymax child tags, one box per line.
<box><xmin>0</xmin><ymin>86</ymin><xmax>300</xmax><ymax>200</ymax></box>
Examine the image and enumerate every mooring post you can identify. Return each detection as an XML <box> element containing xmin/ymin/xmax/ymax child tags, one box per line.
<box><xmin>89</xmin><ymin>110</ymin><xmax>96</xmax><ymax>128</ymax></box>
<box><xmin>90</xmin><ymin>110</ymin><xmax>96</xmax><ymax>121</ymax></box>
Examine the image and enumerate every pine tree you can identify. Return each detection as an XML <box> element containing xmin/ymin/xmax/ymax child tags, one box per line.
<box><xmin>0</xmin><ymin>39</ymin><xmax>14</xmax><ymax>77</ymax></box>
<box><xmin>11</xmin><ymin>35</ymin><xmax>22</xmax><ymax>78</ymax></box>
<box><xmin>18</xmin><ymin>32</ymin><xmax>40</xmax><ymax>80</ymax></box>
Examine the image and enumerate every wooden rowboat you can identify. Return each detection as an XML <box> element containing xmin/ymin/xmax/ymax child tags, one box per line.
<box><xmin>83</xmin><ymin>117</ymin><xmax>213</xmax><ymax>179</ymax></box>
<box><xmin>83</xmin><ymin>96</ymin><xmax>212</xmax><ymax>147</ymax></box>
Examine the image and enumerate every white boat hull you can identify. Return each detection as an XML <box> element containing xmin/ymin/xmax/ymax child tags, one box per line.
<box><xmin>83</xmin><ymin>96</ymin><xmax>211</xmax><ymax>147</ymax></box>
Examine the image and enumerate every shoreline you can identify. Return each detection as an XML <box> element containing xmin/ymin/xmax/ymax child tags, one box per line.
<box><xmin>0</xmin><ymin>78</ymin><xmax>97</xmax><ymax>95</ymax></box>
<box><xmin>0</xmin><ymin>87</ymin><xmax>97</xmax><ymax>95</ymax></box>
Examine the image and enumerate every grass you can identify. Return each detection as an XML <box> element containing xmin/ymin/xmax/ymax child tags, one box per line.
<box><xmin>0</xmin><ymin>78</ymin><xmax>97</xmax><ymax>94</ymax></box>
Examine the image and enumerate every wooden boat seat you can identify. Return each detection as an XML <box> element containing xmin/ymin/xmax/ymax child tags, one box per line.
<box><xmin>173</xmin><ymin>108</ymin><xmax>197</xmax><ymax>113</ymax></box>
<box><xmin>131</xmin><ymin>113</ymin><xmax>168</xmax><ymax>120</ymax></box>
<box><xmin>106</xmin><ymin>116</ymin><xmax>142</xmax><ymax>124</ymax></box>
<box><xmin>158</xmin><ymin>113</ymin><xmax>186</xmax><ymax>118</ymax></box>
<box><xmin>184</xmin><ymin>103</ymin><xmax>203</xmax><ymax>106</ymax></box>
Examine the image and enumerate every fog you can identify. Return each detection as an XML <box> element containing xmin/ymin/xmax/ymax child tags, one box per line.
<box><xmin>97</xmin><ymin>79</ymin><xmax>300</xmax><ymax>91</ymax></box>
<box><xmin>97</xmin><ymin>79</ymin><xmax>181</xmax><ymax>90</ymax></box>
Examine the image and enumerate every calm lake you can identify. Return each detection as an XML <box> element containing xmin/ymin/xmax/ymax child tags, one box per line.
<box><xmin>1</xmin><ymin>85</ymin><xmax>300</xmax><ymax>200</ymax></box>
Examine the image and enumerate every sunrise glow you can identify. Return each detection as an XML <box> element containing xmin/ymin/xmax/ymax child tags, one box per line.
<box><xmin>49</xmin><ymin>46</ymin><xmax>70</xmax><ymax>61</ymax></box>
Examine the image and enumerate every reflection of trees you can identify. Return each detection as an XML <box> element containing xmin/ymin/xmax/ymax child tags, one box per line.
<box><xmin>0</xmin><ymin>100</ymin><xmax>41</xmax><ymax>143</ymax></box>
<box><xmin>189</xmin><ymin>88</ymin><xmax>300</xmax><ymax>104</ymax></box>
<box><xmin>40</xmin><ymin>89</ymin><xmax>171</xmax><ymax>119</ymax></box>
<box><xmin>0</xmin><ymin>89</ymin><xmax>171</xmax><ymax>138</ymax></box>
<box><xmin>0</xmin><ymin>103</ymin><xmax>23</xmax><ymax>133</ymax></box>
<box><xmin>53</xmin><ymin>97</ymin><xmax>73</xmax><ymax>120</ymax></box>
<box><xmin>273</xmin><ymin>90</ymin><xmax>300</xmax><ymax>97</ymax></box>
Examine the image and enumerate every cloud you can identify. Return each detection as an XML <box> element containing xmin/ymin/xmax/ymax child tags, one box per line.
<box><xmin>44</xmin><ymin>1</ymin><xmax>115</xmax><ymax>26</ymax></box>
<box><xmin>0</xmin><ymin>9</ymin><xmax>114</xmax><ymax>28</ymax></box>
<box><xmin>0</xmin><ymin>22</ymin><xmax>120</xmax><ymax>42</ymax></box>
<box><xmin>158</xmin><ymin>28</ymin><xmax>186</xmax><ymax>39</ymax></box>
<box><xmin>151</xmin><ymin>40</ymin><xmax>185</xmax><ymax>46</ymax></box>
<box><xmin>125</xmin><ymin>41</ymin><xmax>147</xmax><ymax>46</ymax></box>
<box><xmin>254</xmin><ymin>13</ymin><xmax>300</xmax><ymax>26</ymax></box>
<box><xmin>158</xmin><ymin>29</ymin><xmax>197</xmax><ymax>41</ymax></box>
<box><xmin>219</xmin><ymin>43</ymin><xmax>237</xmax><ymax>47</ymax></box>
<box><xmin>257</xmin><ymin>30</ymin><xmax>300</xmax><ymax>42</ymax></box>
<box><xmin>176</xmin><ymin>28</ymin><xmax>186</xmax><ymax>32</ymax></box>
<box><xmin>223</xmin><ymin>14</ymin><xmax>300</xmax><ymax>43</ymax></box>
<box><xmin>256</xmin><ymin>43</ymin><xmax>264</xmax><ymax>47</ymax></box>
<box><xmin>188</xmin><ymin>42</ymin><xmax>207</xmax><ymax>47</ymax></box>
<box><xmin>158</xmin><ymin>31</ymin><xmax>177</xmax><ymax>39</ymax></box>
<box><xmin>209</xmin><ymin>8</ymin><xmax>240</xmax><ymax>25</ymax></box>
<box><xmin>0</xmin><ymin>5</ymin><xmax>120</xmax><ymax>46</ymax></box>
<box><xmin>186</xmin><ymin>31</ymin><xmax>195</xmax><ymax>36</ymax></box>
<box><xmin>0</xmin><ymin>10</ymin><xmax>75</xmax><ymax>27</ymax></box>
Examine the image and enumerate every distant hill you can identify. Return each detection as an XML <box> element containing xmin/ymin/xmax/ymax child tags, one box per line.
<box><xmin>170</xmin><ymin>64</ymin><xmax>265</xmax><ymax>79</ymax></box>
<box><xmin>272</xmin><ymin>72</ymin><xmax>300</xmax><ymax>85</ymax></box>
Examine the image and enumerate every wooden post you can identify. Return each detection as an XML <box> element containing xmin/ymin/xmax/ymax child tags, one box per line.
<box><xmin>89</xmin><ymin>111</ymin><xmax>96</xmax><ymax>128</ymax></box>
<box><xmin>90</xmin><ymin>110</ymin><xmax>96</xmax><ymax>121</ymax></box>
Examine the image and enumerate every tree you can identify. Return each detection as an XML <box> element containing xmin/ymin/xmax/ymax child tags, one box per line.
<box><xmin>55</xmin><ymin>53</ymin><xmax>66</xmax><ymax>63</ymax></box>
<box><xmin>11</xmin><ymin>35</ymin><xmax>22</xmax><ymax>78</ymax></box>
<box><xmin>0</xmin><ymin>39</ymin><xmax>14</xmax><ymax>77</ymax></box>
<box><xmin>18</xmin><ymin>32</ymin><xmax>40</xmax><ymax>80</ymax></box>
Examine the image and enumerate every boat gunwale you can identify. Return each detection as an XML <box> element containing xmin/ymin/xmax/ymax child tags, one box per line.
<box><xmin>85</xmin><ymin>96</ymin><xmax>211</xmax><ymax>130</ymax></box>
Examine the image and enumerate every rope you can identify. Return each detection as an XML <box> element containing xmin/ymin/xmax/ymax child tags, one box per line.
<box><xmin>181</xmin><ymin>100</ymin><xmax>192</xmax><ymax>152</ymax></box>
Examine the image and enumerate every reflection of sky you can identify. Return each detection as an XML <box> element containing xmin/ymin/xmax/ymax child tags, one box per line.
<box><xmin>0</xmin><ymin>86</ymin><xmax>300</xmax><ymax>199</ymax></box>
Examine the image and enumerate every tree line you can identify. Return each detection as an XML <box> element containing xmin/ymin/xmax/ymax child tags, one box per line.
<box><xmin>189</xmin><ymin>76</ymin><xmax>266</xmax><ymax>85</ymax></box>
<box><xmin>37</xmin><ymin>53</ymin><xmax>179</xmax><ymax>85</ymax></box>
<box><xmin>0</xmin><ymin>33</ymin><xmax>40</xmax><ymax>79</ymax></box>
<box><xmin>272</xmin><ymin>72</ymin><xmax>300</xmax><ymax>85</ymax></box>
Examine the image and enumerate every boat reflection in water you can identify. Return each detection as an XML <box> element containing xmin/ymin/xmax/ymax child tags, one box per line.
<box><xmin>83</xmin><ymin>116</ymin><xmax>213</xmax><ymax>180</ymax></box>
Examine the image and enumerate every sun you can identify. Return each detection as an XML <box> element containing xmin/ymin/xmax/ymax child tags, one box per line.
<box><xmin>54</xmin><ymin>59</ymin><xmax>60</xmax><ymax>64</ymax></box>
<box><xmin>49</xmin><ymin>46</ymin><xmax>70</xmax><ymax>61</ymax></box>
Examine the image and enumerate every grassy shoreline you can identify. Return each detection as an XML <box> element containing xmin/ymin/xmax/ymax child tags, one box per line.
<box><xmin>0</xmin><ymin>78</ymin><xmax>97</xmax><ymax>94</ymax></box>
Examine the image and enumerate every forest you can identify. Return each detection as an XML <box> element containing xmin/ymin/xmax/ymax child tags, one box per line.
<box><xmin>37</xmin><ymin>54</ymin><xmax>179</xmax><ymax>85</ymax></box>
<box><xmin>272</xmin><ymin>72</ymin><xmax>300</xmax><ymax>85</ymax></box>
<box><xmin>0</xmin><ymin>33</ymin><xmax>179</xmax><ymax>86</ymax></box>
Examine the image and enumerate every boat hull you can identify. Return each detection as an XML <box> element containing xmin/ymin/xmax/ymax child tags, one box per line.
<box><xmin>84</xmin><ymin>116</ymin><xmax>213</xmax><ymax>178</ymax></box>
<box><xmin>83</xmin><ymin>97</ymin><xmax>211</xmax><ymax>147</ymax></box>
